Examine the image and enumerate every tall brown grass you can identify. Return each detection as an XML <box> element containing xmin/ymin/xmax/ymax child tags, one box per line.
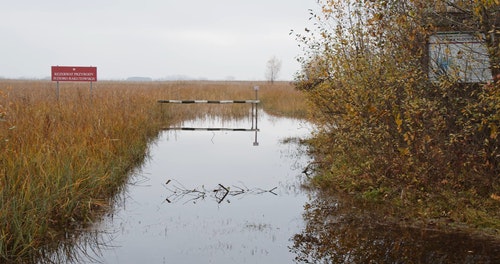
<box><xmin>0</xmin><ymin>79</ymin><xmax>307</xmax><ymax>262</ymax></box>
<box><xmin>257</xmin><ymin>82</ymin><xmax>308</xmax><ymax>118</ymax></box>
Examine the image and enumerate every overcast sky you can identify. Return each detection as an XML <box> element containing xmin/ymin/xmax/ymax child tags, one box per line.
<box><xmin>0</xmin><ymin>0</ymin><xmax>316</xmax><ymax>81</ymax></box>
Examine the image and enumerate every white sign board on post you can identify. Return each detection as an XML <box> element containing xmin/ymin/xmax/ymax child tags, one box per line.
<box><xmin>428</xmin><ymin>32</ymin><xmax>492</xmax><ymax>83</ymax></box>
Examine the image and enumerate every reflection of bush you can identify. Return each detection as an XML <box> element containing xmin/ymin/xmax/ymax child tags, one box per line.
<box><xmin>291</xmin><ymin>194</ymin><xmax>500</xmax><ymax>263</ymax></box>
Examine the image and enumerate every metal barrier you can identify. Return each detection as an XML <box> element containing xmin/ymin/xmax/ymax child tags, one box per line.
<box><xmin>158</xmin><ymin>86</ymin><xmax>260</xmax><ymax>145</ymax></box>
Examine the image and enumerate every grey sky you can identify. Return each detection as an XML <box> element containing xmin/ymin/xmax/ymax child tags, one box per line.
<box><xmin>0</xmin><ymin>0</ymin><xmax>315</xmax><ymax>80</ymax></box>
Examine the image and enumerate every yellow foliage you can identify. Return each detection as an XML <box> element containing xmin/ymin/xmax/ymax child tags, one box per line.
<box><xmin>395</xmin><ymin>113</ymin><xmax>403</xmax><ymax>132</ymax></box>
<box><xmin>490</xmin><ymin>123</ymin><xmax>498</xmax><ymax>139</ymax></box>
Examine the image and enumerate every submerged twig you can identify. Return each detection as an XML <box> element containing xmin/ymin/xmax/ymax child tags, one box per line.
<box><xmin>164</xmin><ymin>180</ymin><xmax>278</xmax><ymax>204</ymax></box>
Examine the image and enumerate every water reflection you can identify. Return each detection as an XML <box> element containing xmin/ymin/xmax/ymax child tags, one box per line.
<box><xmin>66</xmin><ymin>112</ymin><xmax>313</xmax><ymax>263</ymax></box>
<box><xmin>35</xmin><ymin>227</ymin><xmax>116</xmax><ymax>264</ymax></box>
<box><xmin>291</xmin><ymin>192</ymin><xmax>500</xmax><ymax>263</ymax></box>
<box><xmin>164</xmin><ymin>114</ymin><xmax>260</xmax><ymax>146</ymax></box>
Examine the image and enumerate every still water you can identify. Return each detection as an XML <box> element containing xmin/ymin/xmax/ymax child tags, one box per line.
<box><xmin>56</xmin><ymin>112</ymin><xmax>500</xmax><ymax>264</ymax></box>
<box><xmin>80</xmin><ymin>112</ymin><xmax>313</xmax><ymax>263</ymax></box>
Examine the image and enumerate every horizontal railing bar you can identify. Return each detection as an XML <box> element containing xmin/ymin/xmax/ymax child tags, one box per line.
<box><xmin>162</xmin><ymin>127</ymin><xmax>259</xmax><ymax>132</ymax></box>
<box><xmin>157</xmin><ymin>100</ymin><xmax>260</xmax><ymax>104</ymax></box>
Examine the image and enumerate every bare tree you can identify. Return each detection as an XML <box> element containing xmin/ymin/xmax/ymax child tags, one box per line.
<box><xmin>265</xmin><ymin>56</ymin><xmax>282</xmax><ymax>84</ymax></box>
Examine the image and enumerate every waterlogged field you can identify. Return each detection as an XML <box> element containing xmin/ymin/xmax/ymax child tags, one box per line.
<box><xmin>2</xmin><ymin>79</ymin><xmax>499</xmax><ymax>263</ymax></box>
<box><xmin>0</xmin><ymin>80</ymin><xmax>306</xmax><ymax>262</ymax></box>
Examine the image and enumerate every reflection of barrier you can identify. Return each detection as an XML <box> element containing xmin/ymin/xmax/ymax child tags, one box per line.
<box><xmin>164</xmin><ymin>179</ymin><xmax>277</xmax><ymax>204</ymax></box>
<box><xmin>169</xmin><ymin>127</ymin><xmax>256</xmax><ymax>131</ymax></box>
<box><xmin>158</xmin><ymin>100</ymin><xmax>259</xmax><ymax>104</ymax></box>
<box><xmin>158</xmin><ymin>86</ymin><xmax>260</xmax><ymax>146</ymax></box>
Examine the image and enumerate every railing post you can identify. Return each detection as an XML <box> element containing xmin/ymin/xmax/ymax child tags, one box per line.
<box><xmin>253</xmin><ymin>86</ymin><xmax>259</xmax><ymax>130</ymax></box>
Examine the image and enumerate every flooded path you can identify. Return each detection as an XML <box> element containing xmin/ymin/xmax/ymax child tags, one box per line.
<box><xmin>81</xmin><ymin>112</ymin><xmax>313</xmax><ymax>263</ymax></box>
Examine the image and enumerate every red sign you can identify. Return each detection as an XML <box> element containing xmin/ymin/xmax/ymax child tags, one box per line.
<box><xmin>51</xmin><ymin>66</ymin><xmax>97</xmax><ymax>82</ymax></box>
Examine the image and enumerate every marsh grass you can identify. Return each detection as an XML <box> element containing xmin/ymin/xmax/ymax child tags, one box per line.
<box><xmin>0</xmin><ymin>80</ymin><xmax>306</xmax><ymax>262</ymax></box>
<box><xmin>257</xmin><ymin>82</ymin><xmax>308</xmax><ymax>118</ymax></box>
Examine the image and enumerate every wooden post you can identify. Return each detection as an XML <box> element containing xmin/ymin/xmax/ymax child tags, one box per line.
<box><xmin>56</xmin><ymin>81</ymin><xmax>60</xmax><ymax>101</ymax></box>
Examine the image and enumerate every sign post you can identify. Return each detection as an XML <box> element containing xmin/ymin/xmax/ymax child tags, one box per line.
<box><xmin>51</xmin><ymin>66</ymin><xmax>97</xmax><ymax>100</ymax></box>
